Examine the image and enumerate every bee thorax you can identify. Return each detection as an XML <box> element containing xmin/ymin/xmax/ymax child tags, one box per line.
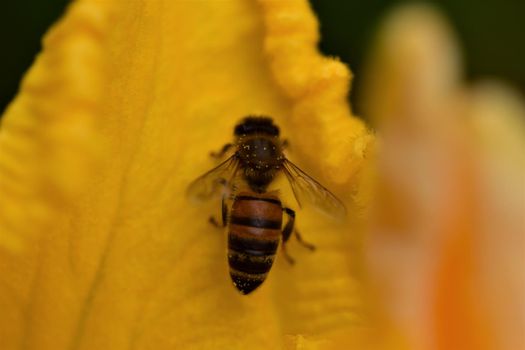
<box><xmin>237</xmin><ymin>137</ymin><xmax>283</xmax><ymax>192</ymax></box>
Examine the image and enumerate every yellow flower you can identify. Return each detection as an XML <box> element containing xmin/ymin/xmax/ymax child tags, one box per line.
<box><xmin>2</xmin><ymin>1</ymin><xmax>523</xmax><ymax>349</ymax></box>
<box><xmin>0</xmin><ymin>1</ymin><xmax>372</xmax><ymax>349</ymax></box>
<box><xmin>362</xmin><ymin>5</ymin><xmax>525</xmax><ymax>350</ymax></box>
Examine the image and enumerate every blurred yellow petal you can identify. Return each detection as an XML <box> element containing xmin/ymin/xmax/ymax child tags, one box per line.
<box><xmin>0</xmin><ymin>1</ymin><xmax>373</xmax><ymax>349</ymax></box>
<box><xmin>363</xmin><ymin>4</ymin><xmax>525</xmax><ymax>350</ymax></box>
<box><xmin>463</xmin><ymin>83</ymin><xmax>525</xmax><ymax>350</ymax></box>
<box><xmin>0</xmin><ymin>2</ymin><xmax>103</xmax><ymax>253</ymax></box>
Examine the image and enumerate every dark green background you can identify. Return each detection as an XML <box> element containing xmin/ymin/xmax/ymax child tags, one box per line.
<box><xmin>1</xmin><ymin>1</ymin><xmax>524</xmax><ymax>115</ymax></box>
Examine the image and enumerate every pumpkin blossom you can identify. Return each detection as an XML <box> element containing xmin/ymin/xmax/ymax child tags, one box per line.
<box><xmin>1</xmin><ymin>1</ymin><xmax>524</xmax><ymax>350</ymax></box>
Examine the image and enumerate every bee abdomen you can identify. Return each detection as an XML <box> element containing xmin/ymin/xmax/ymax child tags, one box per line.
<box><xmin>227</xmin><ymin>194</ymin><xmax>282</xmax><ymax>294</ymax></box>
<box><xmin>228</xmin><ymin>235</ymin><xmax>277</xmax><ymax>273</ymax></box>
<box><xmin>228</xmin><ymin>233</ymin><xmax>279</xmax><ymax>294</ymax></box>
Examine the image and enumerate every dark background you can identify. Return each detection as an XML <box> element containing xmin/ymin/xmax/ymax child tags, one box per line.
<box><xmin>1</xmin><ymin>0</ymin><xmax>524</xmax><ymax>115</ymax></box>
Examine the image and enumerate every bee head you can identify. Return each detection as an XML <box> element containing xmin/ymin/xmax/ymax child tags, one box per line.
<box><xmin>234</xmin><ymin>116</ymin><xmax>280</xmax><ymax>137</ymax></box>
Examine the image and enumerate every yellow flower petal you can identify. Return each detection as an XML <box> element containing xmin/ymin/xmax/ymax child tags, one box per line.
<box><xmin>0</xmin><ymin>2</ymin><xmax>104</xmax><ymax>253</ymax></box>
<box><xmin>0</xmin><ymin>1</ymin><xmax>373</xmax><ymax>349</ymax></box>
<box><xmin>259</xmin><ymin>0</ymin><xmax>373</xmax><ymax>186</ymax></box>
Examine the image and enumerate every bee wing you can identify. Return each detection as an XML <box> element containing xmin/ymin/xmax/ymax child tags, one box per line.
<box><xmin>282</xmin><ymin>158</ymin><xmax>347</xmax><ymax>219</ymax></box>
<box><xmin>186</xmin><ymin>154</ymin><xmax>240</xmax><ymax>202</ymax></box>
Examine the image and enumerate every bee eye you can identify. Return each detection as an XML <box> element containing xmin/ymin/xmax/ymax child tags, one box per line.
<box><xmin>234</xmin><ymin>124</ymin><xmax>246</xmax><ymax>136</ymax></box>
<box><xmin>234</xmin><ymin>116</ymin><xmax>279</xmax><ymax>136</ymax></box>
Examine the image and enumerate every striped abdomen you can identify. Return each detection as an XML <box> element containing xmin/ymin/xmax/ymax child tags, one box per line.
<box><xmin>228</xmin><ymin>192</ymin><xmax>282</xmax><ymax>294</ymax></box>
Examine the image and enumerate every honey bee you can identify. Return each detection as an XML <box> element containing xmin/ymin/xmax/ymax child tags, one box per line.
<box><xmin>187</xmin><ymin>116</ymin><xmax>345</xmax><ymax>294</ymax></box>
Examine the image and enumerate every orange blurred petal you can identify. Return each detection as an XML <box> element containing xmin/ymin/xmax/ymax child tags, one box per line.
<box><xmin>363</xmin><ymin>4</ymin><xmax>525</xmax><ymax>350</ymax></box>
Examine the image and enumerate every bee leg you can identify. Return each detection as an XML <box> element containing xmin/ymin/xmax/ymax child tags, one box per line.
<box><xmin>208</xmin><ymin>216</ymin><xmax>221</xmax><ymax>227</ymax></box>
<box><xmin>210</xmin><ymin>143</ymin><xmax>233</xmax><ymax>159</ymax></box>
<box><xmin>281</xmin><ymin>139</ymin><xmax>289</xmax><ymax>150</ymax></box>
<box><xmin>281</xmin><ymin>244</ymin><xmax>295</xmax><ymax>265</ymax></box>
<box><xmin>209</xmin><ymin>195</ymin><xmax>228</xmax><ymax>228</ymax></box>
<box><xmin>281</xmin><ymin>207</ymin><xmax>296</xmax><ymax>265</ymax></box>
<box><xmin>221</xmin><ymin>195</ymin><xmax>228</xmax><ymax>227</ymax></box>
<box><xmin>283</xmin><ymin>208</ymin><xmax>315</xmax><ymax>251</ymax></box>
<box><xmin>294</xmin><ymin>229</ymin><xmax>316</xmax><ymax>251</ymax></box>
<box><xmin>282</xmin><ymin>208</ymin><xmax>295</xmax><ymax>243</ymax></box>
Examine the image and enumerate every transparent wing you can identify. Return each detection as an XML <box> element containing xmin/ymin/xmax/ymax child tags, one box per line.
<box><xmin>282</xmin><ymin>158</ymin><xmax>346</xmax><ymax>219</ymax></box>
<box><xmin>186</xmin><ymin>154</ymin><xmax>239</xmax><ymax>202</ymax></box>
